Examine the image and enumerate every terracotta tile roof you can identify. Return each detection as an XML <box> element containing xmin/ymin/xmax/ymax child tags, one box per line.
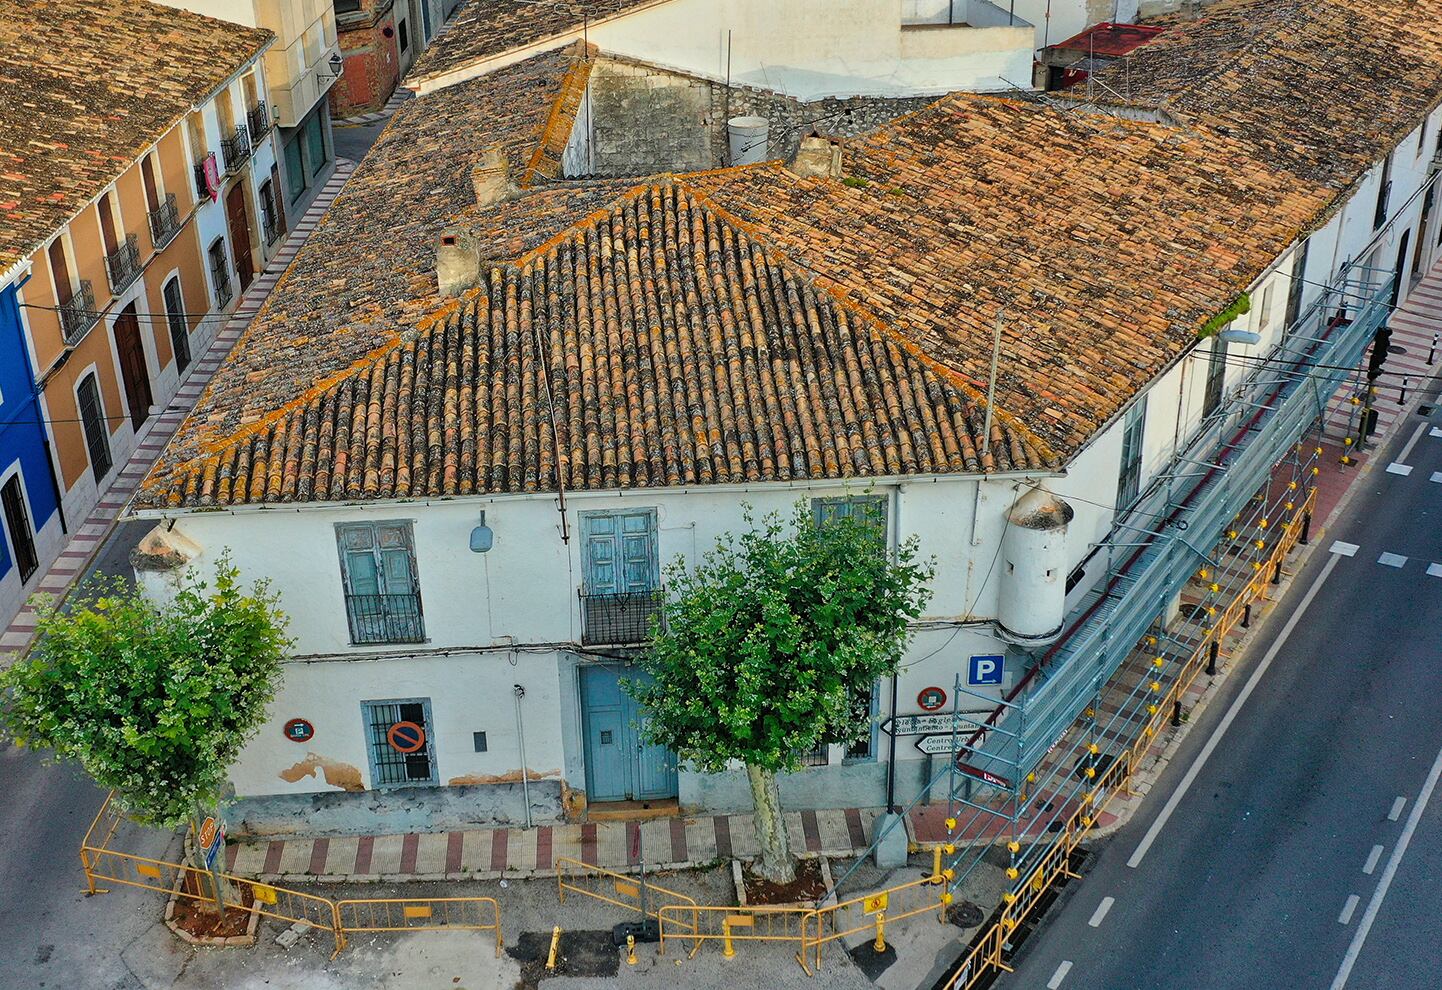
<box><xmin>408</xmin><ymin>0</ymin><xmax>666</xmax><ymax>86</ymax></box>
<box><xmin>687</xmin><ymin>93</ymin><xmax>1332</xmax><ymax>459</ymax></box>
<box><xmin>0</xmin><ymin>0</ymin><xmax>272</xmax><ymax>270</ymax></box>
<box><xmin>139</xmin><ymin>182</ymin><xmax>1045</xmax><ymax>507</ymax></box>
<box><xmin>1086</xmin><ymin>0</ymin><xmax>1442</xmax><ymax>187</ymax></box>
<box><xmin>148</xmin><ymin>45</ymin><xmax>602</xmax><ymax>481</ymax></box>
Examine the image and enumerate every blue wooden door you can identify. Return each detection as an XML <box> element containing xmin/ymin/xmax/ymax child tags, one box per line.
<box><xmin>580</xmin><ymin>664</ymin><xmax>677</xmax><ymax>802</ymax></box>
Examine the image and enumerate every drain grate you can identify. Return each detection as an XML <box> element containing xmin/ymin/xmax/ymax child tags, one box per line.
<box><xmin>1418</xmin><ymin>405</ymin><xmax>1434</xmax><ymax>416</ymax></box>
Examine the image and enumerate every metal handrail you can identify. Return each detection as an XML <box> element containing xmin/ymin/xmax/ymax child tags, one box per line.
<box><xmin>105</xmin><ymin>234</ymin><xmax>141</xmax><ymax>293</ymax></box>
<box><xmin>58</xmin><ymin>279</ymin><xmax>98</xmax><ymax>344</ymax></box>
<box><xmin>246</xmin><ymin>101</ymin><xmax>271</xmax><ymax>144</ymax></box>
<box><xmin>193</xmin><ymin>154</ymin><xmax>213</xmax><ymax>200</ymax></box>
<box><xmin>147</xmin><ymin>193</ymin><xmax>180</xmax><ymax>250</ymax></box>
<box><xmin>578</xmin><ymin>588</ymin><xmax>663</xmax><ymax>645</ymax></box>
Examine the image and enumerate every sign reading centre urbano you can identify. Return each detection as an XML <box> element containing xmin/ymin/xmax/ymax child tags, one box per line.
<box><xmin>913</xmin><ymin>732</ymin><xmax>989</xmax><ymax>755</ymax></box>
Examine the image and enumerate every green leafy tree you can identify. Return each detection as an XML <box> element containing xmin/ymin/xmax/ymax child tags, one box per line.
<box><xmin>633</xmin><ymin>503</ymin><xmax>933</xmax><ymax>883</ymax></box>
<box><xmin>1</xmin><ymin>558</ymin><xmax>290</xmax><ymax>903</ymax></box>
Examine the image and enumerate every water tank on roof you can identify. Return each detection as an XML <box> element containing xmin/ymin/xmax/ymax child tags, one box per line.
<box><xmin>997</xmin><ymin>487</ymin><xmax>1074</xmax><ymax>646</ymax></box>
<box><xmin>728</xmin><ymin>116</ymin><xmax>770</xmax><ymax>166</ymax></box>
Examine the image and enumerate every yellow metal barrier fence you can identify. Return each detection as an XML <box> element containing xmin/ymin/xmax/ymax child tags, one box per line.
<box><xmin>556</xmin><ymin>856</ymin><xmax>697</xmax><ymax>919</ymax></box>
<box><xmin>658</xmin><ymin>902</ymin><xmax>815</xmax><ymax>972</ymax></box>
<box><xmin>802</xmin><ymin>869</ymin><xmax>949</xmax><ymax>972</ymax></box>
<box><xmin>335</xmin><ymin>897</ymin><xmax>502</xmax><ymax>955</ymax></box>
<box><xmin>941</xmin><ymin>487</ymin><xmax>1316</xmax><ymax>989</ymax></box>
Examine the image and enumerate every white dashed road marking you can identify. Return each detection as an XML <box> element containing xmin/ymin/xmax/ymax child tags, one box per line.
<box><xmin>1377</xmin><ymin>552</ymin><xmax>1407</xmax><ymax>568</ymax></box>
<box><xmin>1339</xmin><ymin>894</ymin><xmax>1361</xmax><ymax>925</ymax></box>
<box><xmin>1431</xmin><ymin>472</ymin><xmax>1442</xmax><ymax>484</ymax></box>
<box><xmin>1088</xmin><ymin>896</ymin><xmax>1115</xmax><ymax>928</ymax></box>
<box><xmin>1431</xmin><ymin>427</ymin><xmax>1442</xmax><ymax>438</ymax></box>
<box><xmin>1386</xmin><ymin>462</ymin><xmax>1413</xmax><ymax>476</ymax></box>
<box><xmin>1429</xmin><ymin>563</ymin><xmax>1442</xmax><ymax>578</ymax></box>
<box><xmin>1363</xmin><ymin>844</ymin><xmax>1384</xmax><ymax>875</ymax></box>
<box><xmin>1048</xmin><ymin>961</ymin><xmax>1073</xmax><ymax>989</ymax></box>
<box><xmin>1389</xmin><ymin>797</ymin><xmax>1407</xmax><ymax>821</ymax></box>
<box><xmin>1330</xmin><ymin>541</ymin><xmax>1360</xmax><ymax>557</ymax></box>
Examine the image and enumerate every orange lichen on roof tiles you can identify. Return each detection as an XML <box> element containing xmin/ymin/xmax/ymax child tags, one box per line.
<box><xmin>519</xmin><ymin>48</ymin><xmax>597</xmax><ymax>188</ymax></box>
<box><xmin>0</xmin><ymin>0</ymin><xmax>272</xmax><ymax>270</ymax></box>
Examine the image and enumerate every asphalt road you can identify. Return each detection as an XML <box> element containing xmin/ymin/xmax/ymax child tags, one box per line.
<box><xmin>1001</xmin><ymin>406</ymin><xmax>1442</xmax><ymax>990</ymax></box>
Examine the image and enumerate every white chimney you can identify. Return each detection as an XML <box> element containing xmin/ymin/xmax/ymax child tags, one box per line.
<box><xmin>472</xmin><ymin>147</ymin><xmax>512</xmax><ymax>207</ymax></box>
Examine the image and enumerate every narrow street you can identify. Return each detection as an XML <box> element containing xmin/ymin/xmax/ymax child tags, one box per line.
<box><xmin>1001</xmin><ymin>397</ymin><xmax>1442</xmax><ymax>989</ymax></box>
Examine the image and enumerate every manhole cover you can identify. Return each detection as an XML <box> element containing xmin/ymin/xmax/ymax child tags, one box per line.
<box><xmin>1388</xmin><ymin>344</ymin><xmax>1407</xmax><ymax>355</ymax></box>
<box><xmin>949</xmin><ymin>901</ymin><xmax>986</xmax><ymax>928</ymax></box>
<box><xmin>1418</xmin><ymin>405</ymin><xmax>1434</xmax><ymax>416</ymax></box>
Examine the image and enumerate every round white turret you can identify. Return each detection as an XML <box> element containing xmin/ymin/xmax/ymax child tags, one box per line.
<box><xmin>997</xmin><ymin>487</ymin><xmax>1074</xmax><ymax>646</ymax></box>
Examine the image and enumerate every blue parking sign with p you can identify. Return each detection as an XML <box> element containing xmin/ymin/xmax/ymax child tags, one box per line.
<box><xmin>968</xmin><ymin>654</ymin><xmax>1005</xmax><ymax>686</ymax></box>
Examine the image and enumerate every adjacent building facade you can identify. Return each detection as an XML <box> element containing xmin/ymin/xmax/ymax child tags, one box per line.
<box><xmin>130</xmin><ymin>0</ymin><xmax>1442</xmax><ymax>840</ymax></box>
<box><xmin>331</xmin><ymin>0</ymin><xmax>462</xmax><ymax>118</ymax></box>
<box><xmin>0</xmin><ymin>0</ymin><xmax>275</xmax><ymax>628</ymax></box>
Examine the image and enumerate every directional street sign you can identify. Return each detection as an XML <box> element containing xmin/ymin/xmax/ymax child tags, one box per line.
<box><xmin>881</xmin><ymin>712</ymin><xmax>992</xmax><ymax>737</ymax></box>
<box><xmin>913</xmin><ymin>733</ymin><xmax>988</xmax><ymax>755</ymax></box>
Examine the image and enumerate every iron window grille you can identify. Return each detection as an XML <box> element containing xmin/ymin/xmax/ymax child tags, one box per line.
<box><xmin>246</xmin><ymin>101</ymin><xmax>272</xmax><ymax>144</ymax></box>
<box><xmin>361</xmin><ymin>699</ymin><xmax>436</xmax><ymax>786</ymax></box>
<box><xmin>105</xmin><ymin>234</ymin><xmax>141</xmax><ymax>294</ymax></box>
<box><xmin>78</xmin><ymin>373</ymin><xmax>112</xmax><ymax>483</ymax></box>
<box><xmin>147</xmin><ymin>193</ymin><xmax>181</xmax><ymax>250</ymax></box>
<box><xmin>211</xmin><ymin>261</ymin><xmax>233</xmax><ymax>309</ymax></box>
<box><xmin>262</xmin><ymin>212</ymin><xmax>282</xmax><ymax>246</ymax></box>
<box><xmin>58</xmin><ymin>280</ymin><xmax>98</xmax><ymax>344</ymax></box>
<box><xmin>344</xmin><ymin>592</ymin><xmax>426</xmax><ymax>645</ymax></box>
<box><xmin>578</xmin><ymin>588</ymin><xmax>664</xmax><ymax>645</ymax></box>
<box><xmin>220</xmin><ymin>124</ymin><xmax>251</xmax><ymax>174</ymax></box>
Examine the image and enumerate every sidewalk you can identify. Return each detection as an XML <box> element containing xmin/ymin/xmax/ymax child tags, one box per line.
<box><xmin>0</xmin><ymin>159</ymin><xmax>357</xmax><ymax>661</ymax></box>
<box><xmin>225</xmin><ymin>807</ymin><xmax>883</xmax><ymax>883</ymax></box>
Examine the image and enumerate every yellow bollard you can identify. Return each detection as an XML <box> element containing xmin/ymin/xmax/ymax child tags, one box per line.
<box><xmin>874</xmin><ymin>911</ymin><xmax>886</xmax><ymax>953</ymax></box>
<box><xmin>723</xmin><ymin>919</ymin><xmax>735</xmax><ymax>958</ymax></box>
<box><xmin>546</xmin><ymin>926</ymin><xmax>561</xmax><ymax>972</ymax></box>
<box><xmin>626</xmin><ymin>934</ymin><xmax>637</xmax><ymax>965</ymax></box>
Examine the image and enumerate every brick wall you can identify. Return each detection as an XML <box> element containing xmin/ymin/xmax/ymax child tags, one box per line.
<box><xmin>329</xmin><ymin>10</ymin><xmax>401</xmax><ymax>118</ymax></box>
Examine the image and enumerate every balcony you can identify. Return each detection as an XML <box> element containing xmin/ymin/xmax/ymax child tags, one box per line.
<box><xmin>344</xmin><ymin>592</ymin><xmax>426</xmax><ymax>645</ymax></box>
<box><xmin>58</xmin><ymin>280</ymin><xmax>98</xmax><ymax>344</ymax></box>
<box><xmin>147</xmin><ymin>193</ymin><xmax>181</xmax><ymax>250</ymax></box>
<box><xmin>105</xmin><ymin>234</ymin><xmax>141</xmax><ymax>293</ymax></box>
<box><xmin>193</xmin><ymin>152</ymin><xmax>216</xmax><ymax>201</ymax></box>
<box><xmin>220</xmin><ymin>124</ymin><xmax>251</xmax><ymax>174</ymax></box>
<box><xmin>212</xmin><ymin>262</ymin><xmax>233</xmax><ymax>310</ymax></box>
<box><xmin>263</xmin><ymin>213</ymin><xmax>283</xmax><ymax>247</ymax></box>
<box><xmin>579</xmin><ymin>589</ymin><xmax>664</xmax><ymax>646</ymax></box>
<box><xmin>247</xmin><ymin>101</ymin><xmax>272</xmax><ymax>145</ymax></box>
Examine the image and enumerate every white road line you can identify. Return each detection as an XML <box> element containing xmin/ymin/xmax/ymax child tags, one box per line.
<box><xmin>1127</xmin><ymin>554</ymin><xmax>1342</xmax><ymax>869</ymax></box>
<box><xmin>1048</xmin><ymin>960</ymin><xmax>1073</xmax><ymax>989</ymax></box>
<box><xmin>1330</xmin><ymin>742</ymin><xmax>1442</xmax><ymax>990</ymax></box>
<box><xmin>1377</xmin><ymin>552</ymin><xmax>1408</xmax><ymax>568</ymax></box>
<box><xmin>1385</xmin><ymin>462</ymin><xmax>1414</xmax><ymax>476</ymax></box>
<box><xmin>1338</xmin><ymin>894</ymin><xmax>1361</xmax><ymax>925</ymax></box>
<box><xmin>1431</xmin><ymin>472</ymin><xmax>1442</xmax><ymax>484</ymax></box>
<box><xmin>1362</xmin><ymin>844</ymin><xmax>1384</xmax><ymax>875</ymax></box>
<box><xmin>1330</xmin><ymin>541</ymin><xmax>1359</xmax><ymax>557</ymax></box>
<box><xmin>1397</xmin><ymin>421</ymin><xmax>1429</xmax><ymax>463</ymax></box>
<box><xmin>1431</xmin><ymin>427</ymin><xmax>1442</xmax><ymax>438</ymax></box>
<box><xmin>1388</xmin><ymin>796</ymin><xmax>1407</xmax><ymax>821</ymax></box>
<box><xmin>1429</xmin><ymin>563</ymin><xmax>1442</xmax><ymax>578</ymax></box>
<box><xmin>1087</xmin><ymin>896</ymin><xmax>1115</xmax><ymax>928</ymax></box>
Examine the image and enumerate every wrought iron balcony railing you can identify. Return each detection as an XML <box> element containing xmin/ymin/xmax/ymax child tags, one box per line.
<box><xmin>147</xmin><ymin>193</ymin><xmax>181</xmax><ymax>250</ymax></box>
<box><xmin>220</xmin><ymin>124</ymin><xmax>251</xmax><ymax>174</ymax></box>
<box><xmin>193</xmin><ymin>153</ymin><xmax>215</xmax><ymax>201</ymax></box>
<box><xmin>246</xmin><ymin>101</ymin><xmax>272</xmax><ymax>144</ymax></box>
<box><xmin>263</xmin><ymin>213</ymin><xmax>282</xmax><ymax>247</ymax></box>
<box><xmin>58</xmin><ymin>280</ymin><xmax>98</xmax><ymax>344</ymax></box>
<box><xmin>344</xmin><ymin>592</ymin><xmax>426</xmax><ymax>645</ymax></box>
<box><xmin>579</xmin><ymin>588</ymin><xmax>664</xmax><ymax>646</ymax></box>
<box><xmin>105</xmin><ymin>234</ymin><xmax>141</xmax><ymax>293</ymax></box>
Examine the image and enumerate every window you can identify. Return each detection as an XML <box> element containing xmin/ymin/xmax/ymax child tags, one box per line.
<box><xmin>1202</xmin><ymin>338</ymin><xmax>1227</xmax><ymax>418</ymax></box>
<box><xmin>1116</xmin><ymin>396</ymin><xmax>1147</xmax><ymax>510</ymax></box>
<box><xmin>361</xmin><ymin>699</ymin><xmax>437</xmax><ymax>786</ymax></box>
<box><xmin>1255</xmin><ymin>282</ymin><xmax>1275</xmax><ymax>334</ymax></box>
<box><xmin>1373</xmin><ymin>153</ymin><xmax>1393</xmax><ymax>231</ymax></box>
<box><xmin>304</xmin><ymin>109</ymin><xmax>329</xmax><ymax>178</ymax></box>
<box><xmin>77</xmin><ymin>373</ymin><xmax>112</xmax><ymax>484</ymax></box>
<box><xmin>1284</xmin><ymin>238</ymin><xmax>1309</xmax><ymax>333</ymax></box>
<box><xmin>844</xmin><ymin>681</ymin><xmax>881</xmax><ymax>762</ymax></box>
<box><xmin>208</xmin><ymin>238</ymin><xmax>232</xmax><ymax>308</ymax></box>
<box><xmin>580</xmin><ymin>509</ymin><xmax>661</xmax><ymax>645</ymax></box>
<box><xmin>163</xmin><ymin>277</ymin><xmax>191</xmax><ymax>373</ymax></box>
<box><xmin>398</xmin><ymin>16</ymin><xmax>410</xmax><ymax>52</ymax></box>
<box><xmin>336</xmin><ymin>521</ymin><xmax>425</xmax><ymax>644</ymax></box>
<box><xmin>799</xmin><ymin>742</ymin><xmax>830</xmax><ymax>767</ymax></box>
<box><xmin>812</xmin><ymin>494</ymin><xmax>888</xmax><ymax>543</ymax></box>
<box><xmin>97</xmin><ymin>192</ymin><xmax>120</xmax><ymax>256</ymax></box>
<box><xmin>1</xmin><ymin>475</ymin><xmax>38</xmax><ymax>583</ymax></box>
<box><xmin>335</xmin><ymin>0</ymin><xmax>361</xmax><ymax>12</ymax></box>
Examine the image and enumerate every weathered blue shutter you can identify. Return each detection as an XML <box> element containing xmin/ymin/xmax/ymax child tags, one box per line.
<box><xmin>583</xmin><ymin>513</ymin><xmax>619</xmax><ymax>594</ymax></box>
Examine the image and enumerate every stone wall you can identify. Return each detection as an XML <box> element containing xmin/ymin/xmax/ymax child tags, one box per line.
<box><xmin>569</xmin><ymin>56</ymin><xmax>937</xmax><ymax>178</ymax></box>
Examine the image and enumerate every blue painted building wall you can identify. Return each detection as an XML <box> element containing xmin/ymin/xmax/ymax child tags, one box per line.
<box><xmin>0</xmin><ymin>275</ymin><xmax>60</xmax><ymax>580</ymax></box>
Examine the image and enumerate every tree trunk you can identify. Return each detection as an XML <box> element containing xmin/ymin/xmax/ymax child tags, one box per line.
<box><xmin>190</xmin><ymin>806</ymin><xmax>233</xmax><ymax>916</ymax></box>
<box><xmin>745</xmin><ymin>764</ymin><xmax>795</xmax><ymax>884</ymax></box>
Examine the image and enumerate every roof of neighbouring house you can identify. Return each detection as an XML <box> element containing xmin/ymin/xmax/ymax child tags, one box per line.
<box><xmin>134</xmin><ymin>0</ymin><xmax>1442</xmax><ymax>511</ymax></box>
<box><xmin>0</xmin><ymin>0</ymin><xmax>273</xmax><ymax>272</ymax></box>
<box><xmin>1050</xmin><ymin>21</ymin><xmax>1166</xmax><ymax>57</ymax></box>
<box><xmin>407</xmin><ymin>0</ymin><xmax>670</xmax><ymax>88</ymax></box>
<box><xmin>1082</xmin><ymin>0</ymin><xmax>1442</xmax><ymax>187</ymax></box>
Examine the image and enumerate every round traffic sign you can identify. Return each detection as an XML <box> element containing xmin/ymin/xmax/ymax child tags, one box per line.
<box><xmin>387</xmin><ymin>721</ymin><xmax>426</xmax><ymax>754</ymax></box>
<box><xmin>917</xmin><ymin>686</ymin><xmax>948</xmax><ymax>712</ymax></box>
<box><xmin>282</xmin><ymin>718</ymin><xmax>315</xmax><ymax>743</ymax></box>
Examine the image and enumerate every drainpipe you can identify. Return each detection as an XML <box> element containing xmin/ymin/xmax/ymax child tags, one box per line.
<box><xmin>513</xmin><ymin>682</ymin><xmax>533</xmax><ymax>828</ymax></box>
